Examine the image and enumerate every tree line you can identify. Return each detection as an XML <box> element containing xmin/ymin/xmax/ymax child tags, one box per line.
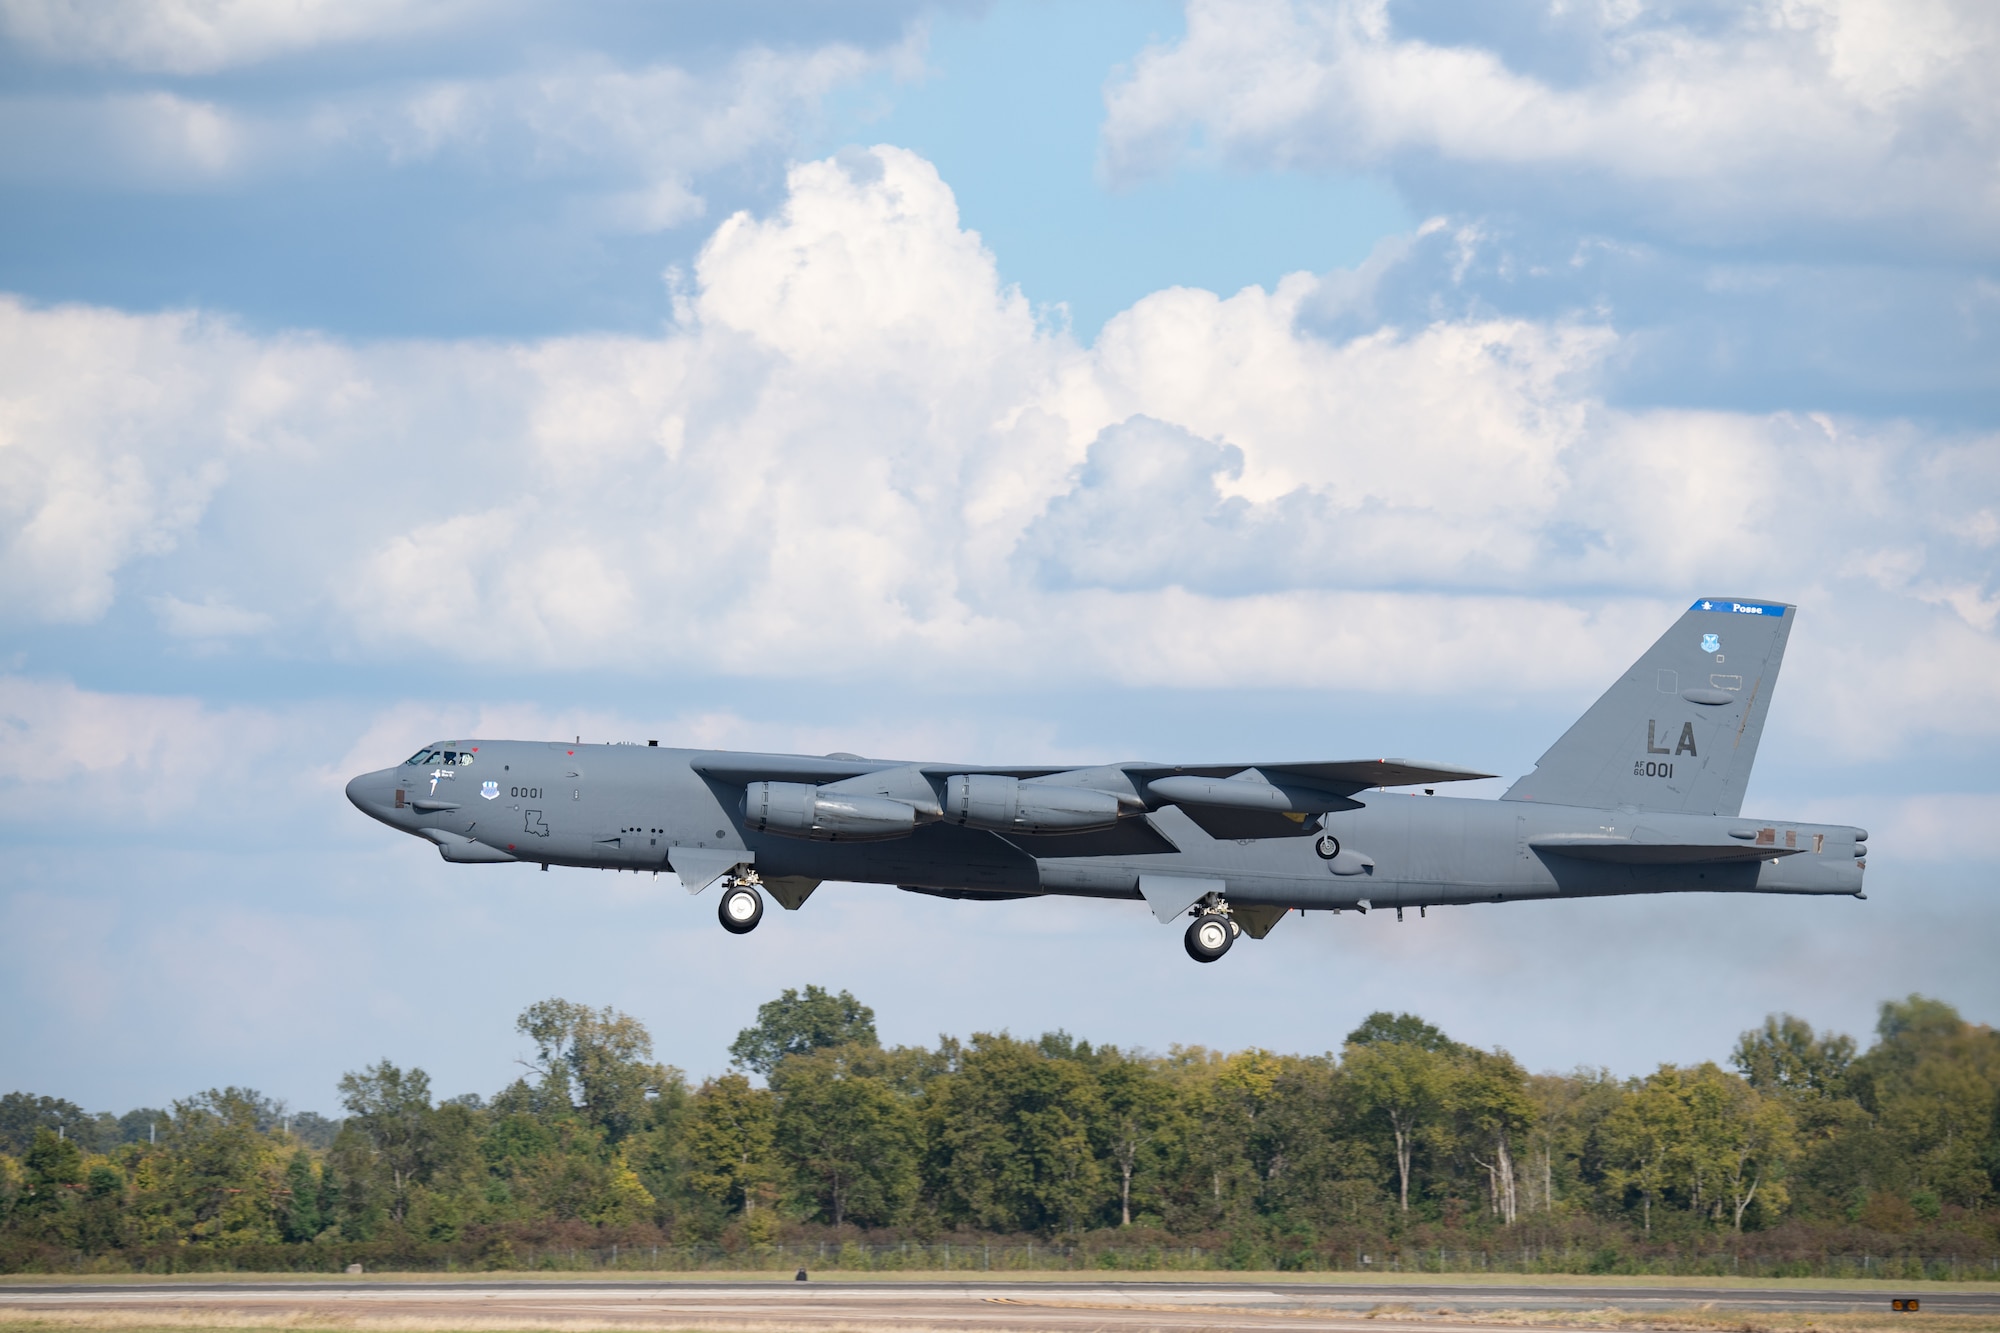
<box><xmin>3</xmin><ymin>989</ymin><xmax>1997</xmax><ymax>1273</ymax></box>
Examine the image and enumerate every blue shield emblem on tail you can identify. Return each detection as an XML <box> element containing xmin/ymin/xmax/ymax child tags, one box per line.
<box><xmin>1700</xmin><ymin>633</ymin><xmax>1720</xmax><ymax>653</ymax></box>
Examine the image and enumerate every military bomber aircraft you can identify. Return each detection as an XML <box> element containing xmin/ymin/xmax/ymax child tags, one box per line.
<box><xmin>346</xmin><ymin>599</ymin><xmax>1866</xmax><ymax>962</ymax></box>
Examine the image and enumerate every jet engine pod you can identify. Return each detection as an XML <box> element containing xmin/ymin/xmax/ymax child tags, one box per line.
<box><xmin>946</xmin><ymin>774</ymin><xmax>1122</xmax><ymax>833</ymax></box>
<box><xmin>742</xmin><ymin>781</ymin><xmax>917</xmax><ymax>842</ymax></box>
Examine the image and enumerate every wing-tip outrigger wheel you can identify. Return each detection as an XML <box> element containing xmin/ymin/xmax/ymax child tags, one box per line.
<box><xmin>718</xmin><ymin>881</ymin><xmax>764</xmax><ymax>934</ymax></box>
<box><xmin>1184</xmin><ymin>911</ymin><xmax>1234</xmax><ymax>963</ymax></box>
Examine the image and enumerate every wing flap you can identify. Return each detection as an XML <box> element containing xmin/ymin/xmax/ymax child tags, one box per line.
<box><xmin>1173</xmin><ymin>805</ymin><xmax>1323</xmax><ymax>840</ymax></box>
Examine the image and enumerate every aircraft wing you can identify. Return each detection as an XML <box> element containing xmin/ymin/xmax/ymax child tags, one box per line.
<box><xmin>695</xmin><ymin>754</ymin><xmax>1489</xmax><ymax>790</ymax></box>
<box><xmin>691</xmin><ymin>753</ymin><xmax>1491</xmax><ymax>843</ymax></box>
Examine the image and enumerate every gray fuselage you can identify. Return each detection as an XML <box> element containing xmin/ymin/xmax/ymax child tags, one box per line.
<box><xmin>343</xmin><ymin>740</ymin><xmax>1865</xmax><ymax>913</ymax></box>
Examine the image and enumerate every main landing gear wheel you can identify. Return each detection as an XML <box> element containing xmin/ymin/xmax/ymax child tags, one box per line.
<box><xmin>1184</xmin><ymin>912</ymin><xmax>1234</xmax><ymax>963</ymax></box>
<box><xmin>718</xmin><ymin>883</ymin><xmax>764</xmax><ymax>934</ymax></box>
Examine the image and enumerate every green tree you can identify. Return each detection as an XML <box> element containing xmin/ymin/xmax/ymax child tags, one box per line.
<box><xmin>1095</xmin><ymin>1050</ymin><xmax>1173</xmax><ymax>1227</ymax></box>
<box><xmin>1445</xmin><ymin>1047</ymin><xmax>1536</xmax><ymax>1223</ymax></box>
<box><xmin>1850</xmin><ymin>997</ymin><xmax>2000</xmax><ymax>1208</ymax></box>
<box><xmin>280</xmin><ymin>1148</ymin><xmax>322</xmax><ymax>1242</ymax></box>
<box><xmin>11</xmin><ymin>1128</ymin><xmax>86</xmax><ymax>1247</ymax></box>
<box><xmin>0</xmin><ymin>1095</ymin><xmax>96</xmax><ymax>1155</ymax></box>
<box><xmin>929</xmin><ymin>1033</ymin><xmax>1107</xmax><ymax>1234</ymax></box>
<box><xmin>1702</xmin><ymin>1067</ymin><xmax>1797</xmax><ymax>1230</ymax></box>
<box><xmin>1519</xmin><ymin>1067</ymin><xmax>1622</xmax><ymax>1215</ymax></box>
<box><xmin>159</xmin><ymin>1088</ymin><xmax>287</xmax><ymax>1246</ymax></box>
<box><xmin>19</xmin><ymin>1126</ymin><xmax>84</xmax><ymax>1217</ymax></box>
<box><xmin>1342</xmin><ymin>1038</ymin><xmax>1449</xmax><ymax>1213</ymax></box>
<box><xmin>336</xmin><ymin>1061</ymin><xmax>437</xmax><ymax>1224</ymax></box>
<box><xmin>1603</xmin><ymin>1069</ymin><xmax>1688</xmax><ymax>1233</ymax></box>
<box><xmin>1157</xmin><ymin>1048</ymin><xmax>1281</xmax><ymax>1232</ymax></box>
<box><xmin>682</xmin><ymin>1073</ymin><xmax>776</xmax><ymax>1215</ymax></box>
<box><xmin>1733</xmin><ymin>1014</ymin><xmax>1856</xmax><ymax>1097</ymax></box>
<box><xmin>729</xmin><ymin>986</ymin><xmax>878</xmax><ymax>1076</ymax></box>
<box><xmin>771</xmin><ymin>1044</ymin><xmax>920</xmax><ymax>1226</ymax></box>
<box><xmin>592</xmin><ymin>1152</ymin><xmax>657</xmax><ymax>1226</ymax></box>
<box><xmin>1603</xmin><ymin>1063</ymin><xmax>1799</xmax><ymax>1232</ymax></box>
<box><xmin>116</xmin><ymin>1108</ymin><xmax>169</xmax><ymax>1146</ymax></box>
<box><xmin>516</xmin><ymin>998</ymin><xmax>672</xmax><ymax>1143</ymax></box>
<box><xmin>1346</xmin><ymin>1012</ymin><xmax>1460</xmax><ymax>1053</ymax></box>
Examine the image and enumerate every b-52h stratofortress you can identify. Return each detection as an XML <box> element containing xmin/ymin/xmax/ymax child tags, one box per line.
<box><xmin>346</xmin><ymin>599</ymin><xmax>1866</xmax><ymax>962</ymax></box>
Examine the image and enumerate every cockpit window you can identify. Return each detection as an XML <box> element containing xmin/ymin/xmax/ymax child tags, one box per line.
<box><xmin>405</xmin><ymin>746</ymin><xmax>474</xmax><ymax>766</ymax></box>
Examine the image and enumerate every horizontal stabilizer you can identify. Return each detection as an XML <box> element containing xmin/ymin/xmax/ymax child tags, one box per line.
<box><xmin>1528</xmin><ymin>834</ymin><xmax>1799</xmax><ymax>865</ymax></box>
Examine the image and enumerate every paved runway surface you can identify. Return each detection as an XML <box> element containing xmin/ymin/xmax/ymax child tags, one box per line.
<box><xmin>4</xmin><ymin>1279</ymin><xmax>1996</xmax><ymax>1332</ymax></box>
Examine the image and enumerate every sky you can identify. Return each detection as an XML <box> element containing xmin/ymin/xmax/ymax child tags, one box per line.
<box><xmin>2</xmin><ymin>0</ymin><xmax>1998</xmax><ymax>1116</ymax></box>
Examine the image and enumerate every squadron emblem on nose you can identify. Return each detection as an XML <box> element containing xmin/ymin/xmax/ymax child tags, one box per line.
<box><xmin>481</xmin><ymin>781</ymin><xmax>499</xmax><ymax>800</ymax></box>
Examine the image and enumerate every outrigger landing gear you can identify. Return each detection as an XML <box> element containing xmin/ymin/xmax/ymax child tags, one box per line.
<box><xmin>718</xmin><ymin>876</ymin><xmax>765</xmax><ymax>935</ymax></box>
<box><xmin>1183</xmin><ymin>893</ymin><xmax>1238</xmax><ymax>963</ymax></box>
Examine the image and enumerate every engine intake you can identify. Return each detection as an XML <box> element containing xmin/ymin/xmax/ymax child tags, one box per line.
<box><xmin>946</xmin><ymin>774</ymin><xmax>1122</xmax><ymax>833</ymax></box>
<box><xmin>742</xmin><ymin>782</ymin><xmax>917</xmax><ymax>842</ymax></box>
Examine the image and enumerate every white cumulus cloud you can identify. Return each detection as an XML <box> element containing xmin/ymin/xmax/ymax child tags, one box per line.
<box><xmin>0</xmin><ymin>145</ymin><xmax>1993</xmax><ymax>754</ymax></box>
<box><xmin>1100</xmin><ymin>0</ymin><xmax>2000</xmax><ymax>250</ymax></box>
<box><xmin>0</xmin><ymin>0</ymin><xmax>484</xmax><ymax>74</ymax></box>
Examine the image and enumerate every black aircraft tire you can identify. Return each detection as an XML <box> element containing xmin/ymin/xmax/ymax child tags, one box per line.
<box><xmin>1184</xmin><ymin>913</ymin><xmax>1233</xmax><ymax>963</ymax></box>
<box><xmin>718</xmin><ymin>885</ymin><xmax>764</xmax><ymax>934</ymax></box>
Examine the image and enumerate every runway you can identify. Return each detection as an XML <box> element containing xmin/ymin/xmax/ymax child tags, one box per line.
<box><xmin>5</xmin><ymin>1278</ymin><xmax>1997</xmax><ymax>1333</ymax></box>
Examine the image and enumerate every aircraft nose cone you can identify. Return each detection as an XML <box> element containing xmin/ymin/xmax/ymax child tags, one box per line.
<box><xmin>346</xmin><ymin>771</ymin><xmax>388</xmax><ymax>816</ymax></box>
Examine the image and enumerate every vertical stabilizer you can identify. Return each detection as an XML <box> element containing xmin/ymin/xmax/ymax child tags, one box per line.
<box><xmin>1502</xmin><ymin>599</ymin><xmax>1794</xmax><ymax>816</ymax></box>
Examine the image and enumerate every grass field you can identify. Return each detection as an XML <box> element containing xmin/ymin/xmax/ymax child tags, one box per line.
<box><xmin>2</xmin><ymin>1274</ymin><xmax>1997</xmax><ymax>1292</ymax></box>
<box><xmin>2</xmin><ymin>1302</ymin><xmax>1998</xmax><ymax>1333</ymax></box>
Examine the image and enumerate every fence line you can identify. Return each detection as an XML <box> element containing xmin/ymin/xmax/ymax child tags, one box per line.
<box><xmin>40</xmin><ymin>1242</ymin><xmax>1999</xmax><ymax>1280</ymax></box>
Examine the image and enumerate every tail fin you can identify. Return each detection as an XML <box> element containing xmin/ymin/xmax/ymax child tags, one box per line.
<box><xmin>1502</xmin><ymin>598</ymin><xmax>1794</xmax><ymax>816</ymax></box>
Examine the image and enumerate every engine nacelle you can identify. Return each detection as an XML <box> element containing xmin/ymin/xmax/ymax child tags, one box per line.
<box><xmin>742</xmin><ymin>782</ymin><xmax>917</xmax><ymax>842</ymax></box>
<box><xmin>945</xmin><ymin>774</ymin><xmax>1122</xmax><ymax>833</ymax></box>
